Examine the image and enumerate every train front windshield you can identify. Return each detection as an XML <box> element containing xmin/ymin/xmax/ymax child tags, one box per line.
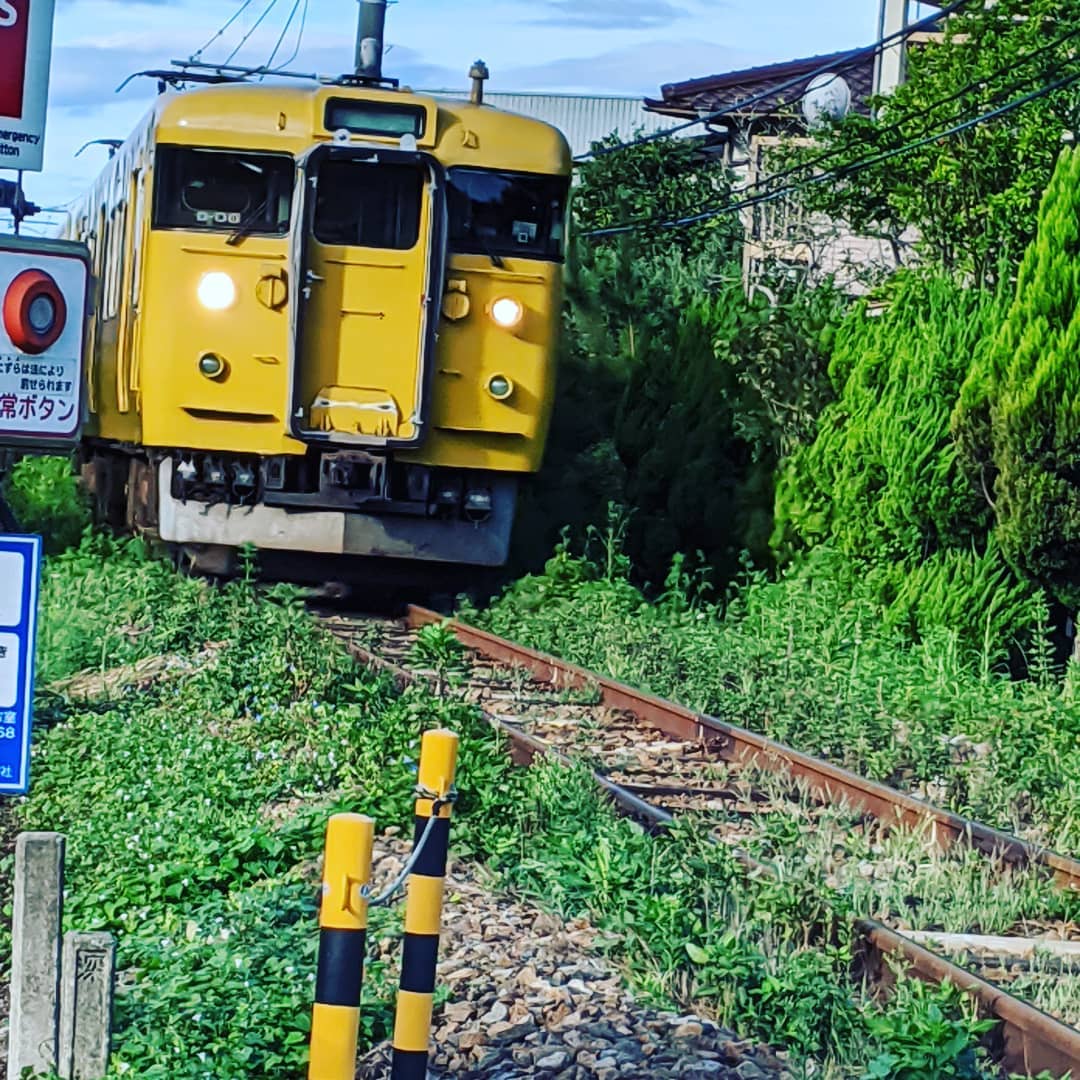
<box><xmin>447</xmin><ymin>169</ymin><xmax>568</xmax><ymax>261</ymax></box>
<box><xmin>153</xmin><ymin>147</ymin><xmax>294</xmax><ymax>234</ymax></box>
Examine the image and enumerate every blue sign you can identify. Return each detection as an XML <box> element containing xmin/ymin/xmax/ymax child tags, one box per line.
<box><xmin>0</xmin><ymin>534</ymin><xmax>41</xmax><ymax>796</ymax></box>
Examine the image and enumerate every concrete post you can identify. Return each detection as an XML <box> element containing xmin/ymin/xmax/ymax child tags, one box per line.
<box><xmin>7</xmin><ymin>832</ymin><xmax>65</xmax><ymax>1080</ymax></box>
<box><xmin>57</xmin><ymin>932</ymin><xmax>116</xmax><ymax>1080</ymax></box>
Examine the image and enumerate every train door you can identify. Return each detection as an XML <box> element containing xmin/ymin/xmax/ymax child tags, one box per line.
<box><xmin>289</xmin><ymin>144</ymin><xmax>446</xmax><ymax>449</ymax></box>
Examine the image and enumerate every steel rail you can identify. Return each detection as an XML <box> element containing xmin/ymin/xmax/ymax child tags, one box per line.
<box><xmin>407</xmin><ymin>605</ymin><xmax>1080</xmax><ymax>893</ymax></box>
<box><xmin>331</xmin><ymin>612</ymin><xmax>1080</xmax><ymax>1078</ymax></box>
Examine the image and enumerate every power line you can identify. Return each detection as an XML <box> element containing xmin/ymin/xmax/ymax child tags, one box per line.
<box><xmin>262</xmin><ymin>0</ymin><xmax>305</xmax><ymax>76</ymax></box>
<box><xmin>189</xmin><ymin>0</ymin><xmax>260</xmax><ymax>64</ymax></box>
<box><xmin>721</xmin><ymin>21</ymin><xmax>1080</xmax><ymax>217</ymax></box>
<box><xmin>582</xmin><ymin>67</ymin><xmax>1080</xmax><ymax>240</ymax></box>
<box><xmin>267</xmin><ymin>0</ymin><xmax>309</xmax><ymax>73</ymax></box>
<box><xmin>584</xmin><ymin>24</ymin><xmax>1080</xmax><ymax>238</ymax></box>
<box><xmin>574</xmin><ymin>0</ymin><xmax>970</xmax><ymax>163</ymax></box>
<box><xmin>223</xmin><ymin>0</ymin><xmax>281</xmax><ymax>67</ymax></box>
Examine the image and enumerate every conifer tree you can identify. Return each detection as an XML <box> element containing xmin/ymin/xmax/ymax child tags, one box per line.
<box><xmin>959</xmin><ymin>148</ymin><xmax>1080</xmax><ymax>610</ymax></box>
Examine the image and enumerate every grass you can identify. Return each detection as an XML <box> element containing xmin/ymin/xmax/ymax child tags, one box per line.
<box><xmin>468</xmin><ymin>525</ymin><xmax>1080</xmax><ymax>856</ymax></box>
<box><xmin>0</xmin><ymin>463</ymin><xmax>1047</xmax><ymax>1078</ymax></box>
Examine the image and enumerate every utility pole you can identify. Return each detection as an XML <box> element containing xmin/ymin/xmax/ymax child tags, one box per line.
<box><xmin>875</xmin><ymin>1</ymin><xmax>950</xmax><ymax>100</ymax></box>
<box><xmin>875</xmin><ymin>0</ymin><xmax>911</xmax><ymax>98</ymax></box>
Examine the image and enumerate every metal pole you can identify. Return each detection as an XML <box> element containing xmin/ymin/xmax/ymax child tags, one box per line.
<box><xmin>13</xmin><ymin>171</ymin><xmax>23</xmax><ymax>236</ymax></box>
<box><xmin>390</xmin><ymin>729</ymin><xmax>459</xmax><ymax>1080</ymax></box>
<box><xmin>308</xmin><ymin>814</ymin><xmax>375</xmax><ymax>1080</ymax></box>
<box><xmin>355</xmin><ymin>0</ymin><xmax>387</xmax><ymax>81</ymax></box>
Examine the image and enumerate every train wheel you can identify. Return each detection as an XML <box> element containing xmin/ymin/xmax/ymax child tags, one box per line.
<box><xmin>85</xmin><ymin>453</ymin><xmax>128</xmax><ymax>532</ymax></box>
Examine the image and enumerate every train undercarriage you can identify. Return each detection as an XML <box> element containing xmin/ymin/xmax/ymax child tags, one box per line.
<box><xmin>77</xmin><ymin>443</ymin><xmax>516</xmax><ymax>589</ymax></box>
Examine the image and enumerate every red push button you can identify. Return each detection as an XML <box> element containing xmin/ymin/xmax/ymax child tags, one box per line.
<box><xmin>3</xmin><ymin>269</ymin><xmax>67</xmax><ymax>355</ymax></box>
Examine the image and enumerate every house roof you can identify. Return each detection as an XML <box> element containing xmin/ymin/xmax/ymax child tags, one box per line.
<box><xmin>644</xmin><ymin>49</ymin><xmax>878</xmax><ymax>123</ymax></box>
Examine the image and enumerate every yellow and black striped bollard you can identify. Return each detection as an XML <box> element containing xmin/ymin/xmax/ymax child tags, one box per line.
<box><xmin>391</xmin><ymin>728</ymin><xmax>460</xmax><ymax>1080</ymax></box>
<box><xmin>308</xmin><ymin>813</ymin><xmax>375</xmax><ymax>1080</ymax></box>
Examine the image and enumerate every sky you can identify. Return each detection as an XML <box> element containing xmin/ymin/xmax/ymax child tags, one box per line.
<box><xmin>14</xmin><ymin>0</ymin><xmax>885</xmax><ymax>230</ymax></box>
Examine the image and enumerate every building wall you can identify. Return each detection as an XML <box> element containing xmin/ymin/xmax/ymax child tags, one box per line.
<box><xmin>741</xmin><ymin>136</ymin><xmax>913</xmax><ymax>295</ymax></box>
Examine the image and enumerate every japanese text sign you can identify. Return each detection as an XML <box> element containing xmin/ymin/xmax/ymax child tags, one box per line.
<box><xmin>0</xmin><ymin>0</ymin><xmax>56</xmax><ymax>172</ymax></box>
<box><xmin>0</xmin><ymin>534</ymin><xmax>41</xmax><ymax>795</ymax></box>
<box><xmin>0</xmin><ymin>236</ymin><xmax>90</xmax><ymax>449</ymax></box>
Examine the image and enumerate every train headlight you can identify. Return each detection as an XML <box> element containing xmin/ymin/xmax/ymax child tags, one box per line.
<box><xmin>197</xmin><ymin>272</ymin><xmax>237</xmax><ymax>311</ymax></box>
<box><xmin>487</xmin><ymin>374</ymin><xmax>514</xmax><ymax>401</ymax></box>
<box><xmin>489</xmin><ymin>297</ymin><xmax>523</xmax><ymax>329</ymax></box>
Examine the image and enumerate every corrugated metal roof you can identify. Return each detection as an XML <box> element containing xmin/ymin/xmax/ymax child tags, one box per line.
<box><xmin>425</xmin><ymin>90</ymin><xmax>691</xmax><ymax>159</ymax></box>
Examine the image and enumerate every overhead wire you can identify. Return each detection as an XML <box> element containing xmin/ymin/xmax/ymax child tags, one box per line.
<box><xmin>266</xmin><ymin>0</ymin><xmax>309</xmax><ymax>73</ymax></box>
<box><xmin>580</xmin><ymin>19</ymin><xmax>1080</xmax><ymax>239</ymax></box>
<box><xmin>574</xmin><ymin>0</ymin><xmax>970</xmax><ymax>163</ymax></box>
<box><xmin>683</xmin><ymin>19</ymin><xmax>1080</xmax><ymax>226</ymax></box>
<box><xmin>223</xmin><ymin>0</ymin><xmax>282</xmax><ymax>67</ymax></box>
<box><xmin>261</xmin><ymin>0</ymin><xmax>306</xmax><ymax>76</ymax></box>
<box><xmin>581</xmin><ymin>67</ymin><xmax>1080</xmax><ymax>239</ymax></box>
<box><xmin>188</xmin><ymin>0</ymin><xmax>260</xmax><ymax>63</ymax></box>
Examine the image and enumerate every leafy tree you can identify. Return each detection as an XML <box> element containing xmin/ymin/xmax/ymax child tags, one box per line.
<box><xmin>513</xmin><ymin>136</ymin><xmax>844</xmax><ymax>588</ymax></box>
<box><xmin>573</xmin><ymin>133</ymin><xmax>738</xmax><ymax>264</ymax></box>
<box><xmin>511</xmin><ymin>138</ymin><xmax>747</xmax><ymax>580</ymax></box>
<box><xmin>788</xmin><ymin>0</ymin><xmax>1080</xmax><ymax>284</ymax></box>
<box><xmin>954</xmin><ymin>147</ymin><xmax>1080</xmax><ymax>613</ymax></box>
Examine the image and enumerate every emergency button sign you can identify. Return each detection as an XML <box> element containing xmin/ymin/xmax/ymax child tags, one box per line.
<box><xmin>0</xmin><ymin>535</ymin><xmax>41</xmax><ymax>795</ymax></box>
<box><xmin>0</xmin><ymin>239</ymin><xmax>89</xmax><ymax>448</ymax></box>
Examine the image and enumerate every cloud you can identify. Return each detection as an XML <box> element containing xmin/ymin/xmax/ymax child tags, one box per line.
<box><xmin>497</xmin><ymin>39</ymin><xmax>760</xmax><ymax>96</ymax></box>
<box><xmin>530</xmin><ymin>0</ymin><xmax>693</xmax><ymax>30</ymax></box>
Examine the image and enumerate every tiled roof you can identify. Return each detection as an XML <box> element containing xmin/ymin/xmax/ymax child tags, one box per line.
<box><xmin>644</xmin><ymin>50</ymin><xmax>878</xmax><ymax>122</ymax></box>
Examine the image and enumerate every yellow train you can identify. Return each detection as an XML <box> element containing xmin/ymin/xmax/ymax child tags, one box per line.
<box><xmin>61</xmin><ymin>26</ymin><xmax>570</xmax><ymax>580</ymax></box>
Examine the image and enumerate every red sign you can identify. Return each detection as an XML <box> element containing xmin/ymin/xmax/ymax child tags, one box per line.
<box><xmin>0</xmin><ymin>0</ymin><xmax>29</xmax><ymax>121</ymax></box>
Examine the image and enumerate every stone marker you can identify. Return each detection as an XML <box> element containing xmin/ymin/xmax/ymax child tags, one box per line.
<box><xmin>7</xmin><ymin>832</ymin><xmax>65</xmax><ymax>1080</ymax></box>
<box><xmin>58</xmin><ymin>932</ymin><xmax>116</xmax><ymax>1080</ymax></box>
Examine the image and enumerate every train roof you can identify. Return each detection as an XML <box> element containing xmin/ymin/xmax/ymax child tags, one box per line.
<box><xmin>144</xmin><ymin>80</ymin><xmax>572</xmax><ymax>176</ymax></box>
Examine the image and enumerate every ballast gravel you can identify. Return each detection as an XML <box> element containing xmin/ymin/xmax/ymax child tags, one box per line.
<box><xmin>356</xmin><ymin>841</ymin><xmax>794</xmax><ymax>1080</ymax></box>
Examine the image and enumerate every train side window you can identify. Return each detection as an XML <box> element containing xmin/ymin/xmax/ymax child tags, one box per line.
<box><xmin>153</xmin><ymin>146</ymin><xmax>293</xmax><ymax>235</ymax></box>
<box><xmin>96</xmin><ymin>206</ymin><xmax>111</xmax><ymax>315</ymax></box>
<box><xmin>313</xmin><ymin>160</ymin><xmax>424</xmax><ymax>250</ymax></box>
<box><xmin>104</xmin><ymin>203</ymin><xmax>126</xmax><ymax>320</ymax></box>
<box><xmin>447</xmin><ymin>168</ymin><xmax>568</xmax><ymax>262</ymax></box>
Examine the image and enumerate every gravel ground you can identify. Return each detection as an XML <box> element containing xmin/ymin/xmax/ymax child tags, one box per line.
<box><xmin>357</xmin><ymin>841</ymin><xmax>795</xmax><ymax>1080</ymax></box>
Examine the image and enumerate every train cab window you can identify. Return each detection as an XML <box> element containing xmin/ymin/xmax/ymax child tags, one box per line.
<box><xmin>313</xmin><ymin>160</ymin><xmax>424</xmax><ymax>250</ymax></box>
<box><xmin>153</xmin><ymin>147</ymin><xmax>293</xmax><ymax>235</ymax></box>
<box><xmin>447</xmin><ymin>168</ymin><xmax>568</xmax><ymax>262</ymax></box>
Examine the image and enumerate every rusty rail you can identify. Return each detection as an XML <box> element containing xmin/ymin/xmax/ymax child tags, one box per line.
<box><xmin>407</xmin><ymin>605</ymin><xmax>1080</xmax><ymax>894</ymax></box>
<box><xmin>335</xmin><ymin>608</ymin><xmax>1080</xmax><ymax>1078</ymax></box>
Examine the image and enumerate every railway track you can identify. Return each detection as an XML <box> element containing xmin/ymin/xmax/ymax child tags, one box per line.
<box><xmin>314</xmin><ymin>604</ymin><xmax>1080</xmax><ymax>1078</ymax></box>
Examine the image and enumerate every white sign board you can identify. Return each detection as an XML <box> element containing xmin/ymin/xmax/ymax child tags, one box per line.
<box><xmin>0</xmin><ymin>0</ymin><xmax>57</xmax><ymax>172</ymax></box>
<box><xmin>0</xmin><ymin>236</ymin><xmax>90</xmax><ymax>448</ymax></box>
<box><xmin>0</xmin><ymin>534</ymin><xmax>40</xmax><ymax>796</ymax></box>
